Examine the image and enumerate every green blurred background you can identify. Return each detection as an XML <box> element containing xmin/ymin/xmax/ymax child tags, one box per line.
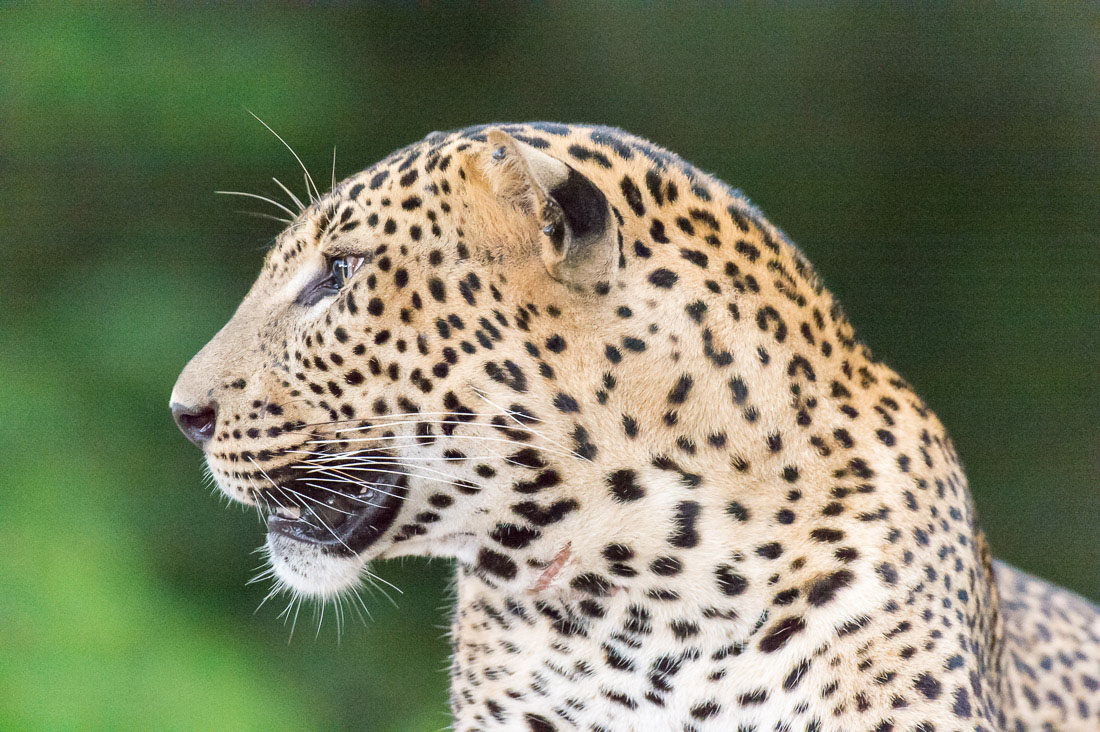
<box><xmin>2</xmin><ymin>5</ymin><xmax>1096</xmax><ymax>729</ymax></box>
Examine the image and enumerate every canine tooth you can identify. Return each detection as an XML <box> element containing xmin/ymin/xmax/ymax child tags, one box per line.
<box><xmin>277</xmin><ymin>506</ymin><xmax>301</xmax><ymax>519</ymax></box>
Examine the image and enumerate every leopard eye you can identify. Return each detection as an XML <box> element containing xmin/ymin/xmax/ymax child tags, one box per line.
<box><xmin>296</xmin><ymin>254</ymin><xmax>366</xmax><ymax>307</ymax></box>
<box><xmin>330</xmin><ymin>255</ymin><xmax>365</xmax><ymax>288</ymax></box>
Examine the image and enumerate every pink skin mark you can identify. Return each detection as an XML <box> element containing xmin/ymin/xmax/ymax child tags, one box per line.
<box><xmin>529</xmin><ymin>542</ymin><xmax>572</xmax><ymax>593</ymax></box>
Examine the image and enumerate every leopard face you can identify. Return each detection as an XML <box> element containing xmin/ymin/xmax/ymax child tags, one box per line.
<box><xmin>173</xmin><ymin>124</ymin><xmax>721</xmax><ymax>598</ymax></box>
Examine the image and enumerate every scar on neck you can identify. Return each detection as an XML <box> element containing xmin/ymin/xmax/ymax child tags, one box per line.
<box><xmin>529</xmin><ymin>542</ymin><xmax>572</xmax><ymax>593</ymax></box>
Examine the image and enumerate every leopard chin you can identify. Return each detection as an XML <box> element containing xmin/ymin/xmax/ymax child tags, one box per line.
<box><xmin>265</xmin><ymin>531</ymin><xmax>369</xmax><ymax>599</ymax></box>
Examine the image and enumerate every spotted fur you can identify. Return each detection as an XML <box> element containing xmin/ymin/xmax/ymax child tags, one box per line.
<box><xmin>172</xmin><ymin>123</ymin><xmax>1100</xmax><ymax>731</ymax></box>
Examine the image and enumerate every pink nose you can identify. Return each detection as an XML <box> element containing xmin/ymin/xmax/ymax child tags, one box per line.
<box><xmin>171</xmin><ymin>401</ymin><xmax>218</xmax><ymax>446</ymax></box>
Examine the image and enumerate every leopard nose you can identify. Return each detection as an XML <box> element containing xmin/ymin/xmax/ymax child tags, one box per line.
<box><xmin>171</xmin><ymin>401</ymin><xmax>218</xmax><ymax>447</ymax></box>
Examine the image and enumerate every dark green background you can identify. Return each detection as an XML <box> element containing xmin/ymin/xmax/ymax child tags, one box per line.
<box><xmin>2</xmin><ymin>5</ymin><xmax>1096</xmax><ymax>729</ymax></box>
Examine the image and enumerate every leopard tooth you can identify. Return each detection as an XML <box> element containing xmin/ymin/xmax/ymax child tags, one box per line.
<box><xmin>276</xmin><ymin>506</ymin><xmax>301</xmax><ymax>520</ymax></box>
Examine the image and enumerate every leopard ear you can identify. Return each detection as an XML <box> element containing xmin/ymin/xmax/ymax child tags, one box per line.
<box><xmin>483</xmin><ymin>130</ymin><xmax>616</xmax><ymax>290</ymax></box>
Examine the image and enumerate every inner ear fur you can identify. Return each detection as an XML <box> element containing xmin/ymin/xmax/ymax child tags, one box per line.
<box><xmin>482</xmin><ymin>129</ymin><xmax>616</xmax><ymax>290</ymax></box>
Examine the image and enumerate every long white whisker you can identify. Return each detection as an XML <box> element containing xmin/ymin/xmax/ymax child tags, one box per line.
<box><xmin>273</xmin><ymin>176</ymin><xmax>305</xmax><ymax>212</ymax></box>
<box><xmin>330</xmin><ymin>418</ymin><xmax>558</xmax><ymax>444</ymax></box>
<box><xmin>347</xmin><ymin>585</ymin><xmax>373</xmax><ymax>623</ymax></box>
<box><xmin>235</xmin><ymin>210</ymin><xmax>292</xmax><ymax>225</ymax></box>
<box><xmin>299</xmin><ymin>471</ymin><xmax>405</xmax><ymax>500</ymax></box>
<box><xmin>247</xmin><ymin>109</ymin><xmax>320</xmax><ymax>203</ymax></box>
<box><xmin>363</xmin><ymin>571</ymin><xmax>402</xmax><ymax>604</ymax></box>
<box><xmin>294</xmin><ymin>410</ymin><xmax>506</xmax><ymax>430</ymax></box>
<box><xmin>474</xmin><ymin>390</ymin><xmax>579</xmax><ymax>457</ymax></box>
<box><xmin>289</xmin><ymin>596</ymin><xmax>303</xmax><ymax>642</ymax></box>
<box><xmin>305</xmin><ymin>464</ymin><xmax>469</xmax><ymax>490</ymax></box>
<box><xmin>215</xmin><ymin>190</ymin><xmax>297</xmax><ymax>218</ymax></box>
<box><xmin>255</xmin><ymin>582</ymin><xmax>283</xmax><ymax>613</ymax></box>
<box><xmin>287</xmin><ymin>450</ymin><xmax>504</xmax><ymax>464</ymax></box>
<box><xmin>309</xmin><ymin>433</ymin><xmax>579</xmax><ymax>460</ymax></box>
<box><xmin>297</xmin><ymin>453</ymin><xmax>486</xmax><ymax>485</ymax></box>
<box><xmin>363</xmin><ymin>568</ymin><xmax>404</xmax><ymax>596</ymax></box>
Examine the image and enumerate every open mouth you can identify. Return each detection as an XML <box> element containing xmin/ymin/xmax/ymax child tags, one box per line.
<box><xmin>257</xmin><ymin>457</ymin><xmax>408</xmax><ymax>556</ymax></box>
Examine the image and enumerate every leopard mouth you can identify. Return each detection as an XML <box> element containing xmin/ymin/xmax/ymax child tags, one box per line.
<box><xmin>258</xmin><ymin>459</ymin><xmax>408</xmax><ymax>556</ymax></box>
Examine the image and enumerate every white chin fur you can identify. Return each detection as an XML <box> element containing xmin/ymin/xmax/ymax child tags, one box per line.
<box><xmin>266</xmin><ymin>532</ymin><xmax>366</xmax><ymax>599</ymax></box>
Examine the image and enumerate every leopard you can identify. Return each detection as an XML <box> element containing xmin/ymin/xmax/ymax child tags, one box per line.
<box><xmin>171</xmin><ymin>122</ymin><xmax>1100</xmax><ymax>731</ymax></box>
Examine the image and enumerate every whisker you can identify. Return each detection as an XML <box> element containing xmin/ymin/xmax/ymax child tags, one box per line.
<box><xmin>300</xmin><ymin>468</ymin><xmax>423</xmax><ymax>498</ymax></box>
<box><xmin>304</xmin><ymin>463</ymin><xmax>470</xmax><ymax>491</ymax></box>
<box><xmin>289</xmin><ymin>595</ymin><xmax>303</xmax><ymax>642</ymax></box>
<box><xmin>291</xmin><ymin>410</ymin><xmax>510</xmax><ymax>430</ymax></box>
<box><xmin>235</xmin><ymin>210</ymin><xmax>292</xmax><ymax>225</ymax></box>
<box><xmin>215</xmin><ymin>190</ymin><xmax>297</xmax><ymax>219</ymax></box>
<box><xmin>247</xmin><ymin>109</ymin><xmax>320</xmax><ymax>203</ymax></box>
<box><xmin>288</xmin><ymin>449</ymin><xmax>505</xmax><ymax>465</ymax></box>
<box><xmin>363</xmin><ymin>568</ymin><xmax>404</xmax><ymax>597</ymax></box>
<box><xmin>474</xmin><ymin>389</ymin><xmax>579</xmax><ymax>457</ymax></box>
<box><xmin>347</xmin><ymin>585</ymin><xmax>373</xmax><ymax>622</ymax></box>
<box><xmin>272</xmin><ymin>176</ymin><xmax>305</xmax><ymax>212</ymax></box>
<box><xmin>297</xmin><ymin>451</ymin><xmax>487</xmax><ymax>485</ymax></box>
<box><xmin>308</xmin><ymin>433</ymin><xmax>580</xmax><ymax>460</ymax></box>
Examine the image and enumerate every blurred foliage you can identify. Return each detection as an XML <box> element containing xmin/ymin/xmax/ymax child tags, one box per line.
<box><xmin>1</xmin><ymin>4</ymin><xmax>1096</xmax><ymax>729</ymax></box>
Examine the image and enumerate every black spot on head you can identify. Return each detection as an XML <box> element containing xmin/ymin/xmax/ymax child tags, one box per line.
<box><xmin>566</xmin><ymin>144</ymin><xmax>612</xmax><ymax>168</ymax></box>
<box><xmin>690</xmin><ymin>701</ymin><xmax>721</xmax><ymax>720</ymax></box>
<box><xmin>680</xmin><ymin>248</ymin><xmax>708</xmax><ymax>268</ymax></box>
<box><xmin>524</xmin><ymin>713</ymin><xmax>556</xmax><ymax>732</ymax></box>
<box><xmin>545</xmin><ymin>334</ymin><xmax>566</xmax><ymax>353</ymax></box>
<box><xmin>477</xmin><ymin>548</ymin><xmax>518</xmax><ymax>579</ymax></box>
<box><xmin>571</xmin><ymin>572</ymin><xmax>612</xmax><ymax>596</ymax></box>
<box><xmin>512</xmin><ymin>499</ymin><xmax>579</xmax><ymax>526</ymax></box>
<box><xmin>715</xmin><ymin>565</ymin><xmax>748</xmax><ymax>596</ymax></box>
<box><xmin>369</xmin><ymin>170</ymin><xmax>388</xmax><ymax>189</ymax></box>
<box><xmin>620</xmin><ymin>176</ymin><xmax>645</xmax><ymax>216</ymax></box>
<box><xmin>649</xmin><ymin>219</ymin><xmax>669</xmax><ymax>244</ymax></box>
<box><xmin>756</xmin><ymin>542</ymin><xmax>783</xmax><ymax>559</ymax></box>
<box><xmin>667</xmin><ymin>375</ymin><xmax>693</xmax><ymax>404</ymax></box>
<box><xmin>914</xmin><ymin>672</ymin><xmax>942</xmax><ymax>700</ymax></box>
<box><xmin>607</xmin><ymin>469</ymin><xmax>644</xmax><ymax>502</ymax></box>
<box><xmin>644</xmin><ymin>170</ymin><xmax>664</xmax><ymax>205</ymax></box>
<box><xmin>726</xmin><ymin>501</ymin><xmax>750</xmax><ymax>522</ymax></box>
<box><xmin>668</xmin><ymin>501</ymin><xmax>700</xmax><ymax>548</ymax></box>
<box><xmin>490</xmin><ymin>523</ymin><xmax>541</xmax><ymax>549</ymax></box>
<box><xmin>650</xmin><ymin>556</ymin><xmax>682</xmax><ymax>576</ymax></box>
<box><xmin>759</xmin><ymin>616</ymin><xmax>806</xmax><ymax>653</ymax></box>
<box><xmin>553</xmin><ymin>392</ymin><xmax>580</xmax><ymax>413</ymax></box>
<box><xmin>806</xmin><ymin>570</ymin><xmax>854</xmax><ymax>606</ymax></box>
<box><xmin>648</xmin><ymin>268</ymin><xmax>678</xmax><ymax>288</ymax></box>
<box><xmin>877</xmin><ymin>562</ymin><xmax>899</xmax><ymax>584</ymax></box>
